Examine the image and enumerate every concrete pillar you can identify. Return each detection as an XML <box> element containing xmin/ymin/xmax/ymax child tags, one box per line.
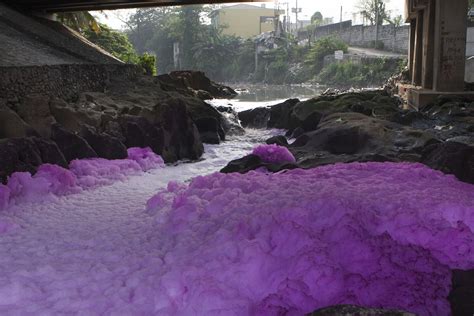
<box><xmin>421</xmin><ymin>1</ymin><xmax>435</xmax><ymax>89</ymax></box>
<box><xmin>433</xmin><ymin>0</ymin><xmax>469</xmax><ymax>91</ymax></box>
<box><xmin>412</xmin><ymin>11</ymin><xmax>424</xmax><ymax>86</ymax></box>
<box><xmin>408</xmin><ymin>19</ymin><xmax>416</xmax><ymax>80</ymax></box>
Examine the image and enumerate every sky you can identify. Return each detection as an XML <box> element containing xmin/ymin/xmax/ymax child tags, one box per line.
<box><xmin>95</xmin><ymin>0</ymin><xmax>406</xmax><ymax>30</ymax></box>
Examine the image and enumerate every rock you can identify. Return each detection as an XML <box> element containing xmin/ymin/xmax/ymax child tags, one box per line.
<box><xmin>449</xmin><ymin>269</ymin><xmax>474</xmax><ymax>316</ymax></box>
<box><xmin>220</xmin><ymin>153</ymin><xmax>298</xmax><ymax>174</ymax></box>
<box><xmin>421</xmin><ymin>141</ymin><xmax>474</xmax><ymax>184</ymax></box>
<box><xmin>0</xmin><ymin>105</ymin><xmax>36</xmax><ymax>138</ymax></box>
<box><xmin>50</xmin><ymin>100</ymin><xmax>102</xmax><ymax>133</ymax></box>
<box><xmin>152</xmin><ymin>99</ymin><xmax>204</xmax><ymax>162</ymax></box>
<box><xmin>289</xmin><ymin>127</ymin><xmax>305</xmax><ymax>139</ymax></box>
<box><xmin>446</xmin><ymin>135</ymin><xmax>474</xmax><ymax>146</ymax></box>
<box><xmin>219</xmin><ymin>107</ymin><xmax>245</xmax><ymax>136</ymax></box>
<box><xmin>17</xmin><ymin>95</ymin><xmax>56</xmax><ymax>138</ymax></box>
<box><xmin>221</xmin><ymin>154</ymin><xmax>263</xmax><ymax>174</ymax></box>
<box><xmin>195</xmin><ymin>90</ymin><xmax>213</xmax><ymax>100</ymax></box>
<box><xmin>119</xmin><ymin>115</ymin><xmax>165</xmax><ymax>155</ymax></box>
<box><xmin>0</xmin><ymin>137</ymin><xmax>67</xmax><ymax>183</ymax></box>
<box><xmin>81</xmin><ymin>126</ymin><xmax>128</xmax><ymax>160</ymax></box>
<box><xmin>308</xmin><ymin>305</ymin><xmax>415</xmax><ymax>316</ymax></box>
<box><xmin>51</xmin><ymin>124</ymin><xmax>97</xmax><ymax>162</ymax></box>
<box><xmin>268</xmin><ymin>98</ymin><xmax>300</xmax><ymax>129</ymax></box>
<box><xmin>266</xmin><ymin>135</ymin><xmax>288</xmax><ymax>147</ymax></box>
<box><xmin>174</xmin><ymin>95</ymin><xmax>226</xmax><ymax>144</ymax></box>
<box><xmin>301</xmin><ymin>111</ymin><xmax>323</xmax><ymax>132</ymax></box>
<box><xmin>239</xmin><ymin>107</ymin><xmax>271</xmax><ymax>129</ymax></box>
<box><xmin>290</xmin><ymin>112</ymin><xmax>438</xmax><ymax>169</ymax></box>
<box><xmin>194</xmin><ymin>117</ymin><xmax>221</xmax><ymax>144</ymax></box>
<box><xmin>287</xmin><ymin>91</ymin><xmax>401</xmax><ymax>130</ymax></box>
<box><xmin>157</xmin><ymin>71</ymin><xmax>237</xmax><ymax>99</ymax></box>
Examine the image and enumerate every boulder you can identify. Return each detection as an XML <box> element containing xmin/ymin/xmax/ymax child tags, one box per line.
<box><xmin>194</xmin><ymin>117</ymin><xmax>221</xmax><ymax>144</ymax></box>
<box><xmin>268</xmin><ymin>98</ymin><xmax>300</xmax><ymax>129</ymax></box>
<box><xmin>266</xmin><ymin>135</ymin><xmax>288</xmax><ymax>147</ymax></box>
<box><xmin>291</xmin><ymin>112</ymin><xmax>438</xmax><ymax>168</ymax></box>
<box><xmin>51</xmin><ymin>124</ymin><xmax>97</xmax><ymax>162</ymax></box>
<box><xmin>0</xmin><ymin>137</ymin><xmax>67</xmax><ymax>183</ymax></box>
<box><xmin>50</xmin><ymin>99</ymin><xmax>102</xmax><ymax>133</ymax></box>
<box><xmin>161</xmin><ymin>71</ymin><xmax>237</xmax><ymax>99</ymax></box>
<box><xmin>119</xmin><ymin>115</ymin><xmax>165</xmax><ymax>155</ymax></box>
<box><xmin>421</xmin><ymin>141</ymin><xmax>474</xmax><ymax>184</ymax></box>
<box><xmin>17</xmin><ymin>95</ymin><xmax>56</xmax><ymax>138</ymax></box>
<box><xmin>0</xmin><ymin>105</ymin><xmax>36</xmax><ymax>138</ymax></box>
<box><xmin>220</xmin><ymin>153</ymin><xmax>298</xmax><ymax>174</ymax></box>
<box><xmin>152</xmin><ymin>99</ymin><xmax>204</xmax><ymax>162</ymax></box>
<box><xmin>308</xmin><ymin>305</ymin><xmax>415</xmax><ymax>316</ymax></box>
<box><xmin>81</xmin><ymin>126</ymin><xmax>128</xmax><ymax>160</ymax></box>
<box><xmin>449</xmin><ymin>269</ymin><xmax>474</xmax><ymax>316</ymax></box>
<box><xmin>239</xmin><ymin>107</ymin><xmax>271</xmax><ymax>129</ymax></box>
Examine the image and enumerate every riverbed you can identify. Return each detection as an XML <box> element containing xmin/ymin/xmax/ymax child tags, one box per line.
<box><xmin>0</xmin><ymin>89</ymin><xmax>295</xmax><ymax>313</ymax></box>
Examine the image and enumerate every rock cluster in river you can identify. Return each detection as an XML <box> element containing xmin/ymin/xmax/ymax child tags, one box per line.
<box><xmin>233</xmin><ymin>90</ymin><xmax>474</xmax><ymax>185</ymax></box>
<box><xmin>0</xmin><ymin>71</ymin><xmax>237</xmax><ymax>183</ymax></box>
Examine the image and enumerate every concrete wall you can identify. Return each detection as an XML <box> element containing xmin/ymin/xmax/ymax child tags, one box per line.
<box><xmin>0</xmin><ymin>64</ymin><xmax>142</xmax><ymax>101</ymax></box>
<box><xmin>303</xmin><ymin>22</ymin><xmax>410</xmax><ymax>54</ymax></box>
<box><xmin>0</xmin><ymin>3</ymin><xmax>121</xmax><ymax>67</ymax></box>
<box><xmin>467</xmin><ymin>28</ymin><xmax>474</xmax><ymax>57</ymax></box>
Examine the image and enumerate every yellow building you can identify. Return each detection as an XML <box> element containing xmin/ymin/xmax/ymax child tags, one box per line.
<box><xmin>210</xmin><ymin>4</ymin><xmax>283</xmax><ymax>39</ymax></box>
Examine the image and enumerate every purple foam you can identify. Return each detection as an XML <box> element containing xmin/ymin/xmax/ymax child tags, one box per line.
<box><xmin>252</xmin><ymin>144</ymin><xmax>296</xmax><ymax>164</ymax></box>
<box><xmin>146</xmin><ymin>162</ymin><xmax>474</xmax><ymax>315</ymax></box>
<box><xmin>0</xmin><ymin>147</ymin><xmax>165</xmax><ymax>212</ymax></box>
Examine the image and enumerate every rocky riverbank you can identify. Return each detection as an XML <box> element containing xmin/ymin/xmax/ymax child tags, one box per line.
<box><xmin>0</xmin><ymin>70</ymin><xmax>239</xmax><ymax>183</ymax></box>
<box><xmin>231</xmin><ymin>89</ymin><xmax>474</xmax><ymax>185</ymax></box>
<box><xmin>225</xmin><ymin>89</ymin><xmax>474</xmax><ymax>315</ymax></box>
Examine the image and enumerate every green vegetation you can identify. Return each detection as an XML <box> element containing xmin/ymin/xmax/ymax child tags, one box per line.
<box><xmin>83</xmin><ymin>23</ymin><xmax>138</xmax><ymax>63</ymax></box>
<box><xmin>137</xmin><ymin>53</ymin><xmax>157</xmax><ymax>76</ymax></box>
<box><xmin>81</xmin><ymin>23</ymin><xmax>156</xmax><ymax>75</ymax></box>
<box><xmin>316</xmin><ymin>58</ymin><xmax>406</xmax><ymax>88</ymax></box>
<box><xmin>58</xmin><ymin>7</ymin><xmax>402</xmax><ymax>86</ymax></box>
<box><xmin>56</xmin><ymin>12</ymin><xmax>100</xmax><ymax>33</ymax></box>
<box><xmin>305</xmin><ymin>37</ymin><xmax>348</xmax><ymax>73</ymax></box>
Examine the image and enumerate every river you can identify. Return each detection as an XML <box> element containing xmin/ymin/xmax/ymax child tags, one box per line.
<box><xmin>0</xmin><ymin>85</ymin><xmax>321</xmax><ymax>314</ymax></box>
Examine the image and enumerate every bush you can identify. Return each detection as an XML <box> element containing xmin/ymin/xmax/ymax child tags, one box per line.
<box><xmin>316</xmin><ymin>58</ymin><xmax>403</xmax><ymax>88</ymax></box>
<box><xmin>305</xmin><ymin>37</ymin><xmax>348</xmax><ymax>75</ymax></box>
<box><xmin>137</xmin><ymin>53</ymin><xmax>157</xmax><ymax>76</ymax></box>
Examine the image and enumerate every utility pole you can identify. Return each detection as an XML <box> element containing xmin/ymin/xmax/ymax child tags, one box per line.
<box><xmin>374</xmin><ymin>0</ymin><xmax>379</xmax><ymax>48</ymax></box>
<box><xmin>295</xmin><ymin>0</ymin><xmax>299</xmax><ymax>34</ymax></box>
<box><xmin>340</xmin><ymin>5</ymin><xmax>343</xmax><ymax>32</ymax></box>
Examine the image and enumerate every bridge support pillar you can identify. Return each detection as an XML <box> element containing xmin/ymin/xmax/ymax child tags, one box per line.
<box><xmin>405</xmin><ymin>0</ymin><xmax>474</xmax><ymax>108</ymax></box>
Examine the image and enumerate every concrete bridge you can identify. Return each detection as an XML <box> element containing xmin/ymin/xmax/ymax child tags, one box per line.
<box><xmin>2</xmin><ymin>0</ymin><xmax>267</xmax><ymax>12</ymax></box>
<box><xmin>405</xmin><ymin>0</ymin><xmax>474</xmax><ymax>107</ymax></box>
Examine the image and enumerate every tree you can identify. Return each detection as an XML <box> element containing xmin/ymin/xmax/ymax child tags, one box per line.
<box><xmin>388</xmin><ymin>15</ymin><xmax>403</xmax><ymax>27</ymax></box>
<box><xmin>83</xmin><ymin>23</ymin><xmax>138</xmax><ymax>63</ymax></box>
<box><xmin>358</xmin><ymin>0</ymin><xmax>391</xmax><ymax>25</ymax></box>
<box><xmin>310</xmin><ymin>12</ymin><xmax>323</xmax><ymax>26</ymax></box>
<box><xmin>56</xmin><ymin>12</ymin><xmax>100</xmax><ymax>33</ymax></box>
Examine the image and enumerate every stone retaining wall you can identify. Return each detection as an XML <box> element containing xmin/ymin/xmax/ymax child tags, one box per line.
<box><xmin>0</xmin><ymin>64</ymin><xmax>142</xmax><ymax>101</ymax></box>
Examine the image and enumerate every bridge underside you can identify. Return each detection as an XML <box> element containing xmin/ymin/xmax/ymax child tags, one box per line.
<box><xmin>3</xmin><ymin>0</ymin><xmax>268</xmax><ymax>12</ymax></box>
<box><xmin>404</xmin><ymin>0</ymin><xmax>474</xmax><ymax>107</ymax></box>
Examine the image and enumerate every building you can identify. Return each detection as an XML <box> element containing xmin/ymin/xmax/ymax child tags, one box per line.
<box><xmin>210</xmin><ymin>4</ymin><xmax>283</xmax><ymax>39</ymax></box>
